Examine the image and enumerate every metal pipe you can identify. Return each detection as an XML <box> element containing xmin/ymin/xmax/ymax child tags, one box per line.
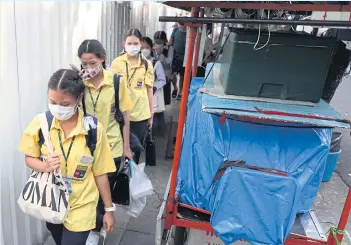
<box><xmin>159</xmin><ymin>17</ymin><xmax>351</xmax><ymax>27</ymax></box>
<box><xmin>215</xmin><ymin>24</ymin><xmax>225</xmax><ymax>58</ymax></box>
<box><xmin>165</xmin><ymin>6</ymin><xmax>198</xmax><ymax>231</ymax></box>
<box><xmin>164</xmin><ymin>1</ymin><xmax>351</xmax><ymax>12</ymax></box>
<box><xmin>327</xmin><ymin>186</ymin><xmax>351</xmax><ymax>245</ymax></box>
<box><xmin>192</xmin><ymin>8</ymin><xmax>203</xmax><ymax>77</ymax></box>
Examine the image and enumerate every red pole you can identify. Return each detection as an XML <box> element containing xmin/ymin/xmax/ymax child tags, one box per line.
<box><xmin>327</xmin><ymin>186</ymin><xmax>351</xmax><ymax>245</ymax></box>
<box><xmin>165</xmin><ymin>7</ymin><xmax>198</xmax><ymax>230</ymax></box>
<box><xmin>192</xmin><ymin>8</ymin><xmax>204</xmax><ymax>77</ymax></box>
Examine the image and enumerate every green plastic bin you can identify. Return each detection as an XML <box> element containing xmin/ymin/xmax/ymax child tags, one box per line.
<box><xmin>219</xmin><ymin>30</ymin><xmax>336</xmax><ymax>103</ymax></box>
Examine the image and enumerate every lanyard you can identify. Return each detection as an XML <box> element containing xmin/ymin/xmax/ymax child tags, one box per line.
<box><xmin>88</xmin><ymin>87</ymin><xmax>103</xmax><ymax>116</ymax></box>
<box><xmin>125</xmin><ymin>62</ymin><xmax>138</xmax><ymax>87</ymax></box>
<box><xmin>57</xmin><ymin>130</ymin><xmax>76</xmax><ymax>177</ymax></box>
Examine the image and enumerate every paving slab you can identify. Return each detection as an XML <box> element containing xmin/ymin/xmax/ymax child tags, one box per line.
<box><xmin>119</xmin><ymin>230</ymin><xmax>155</xmax><ymax>245</ymax></box>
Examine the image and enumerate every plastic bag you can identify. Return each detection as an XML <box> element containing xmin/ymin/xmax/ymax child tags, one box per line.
<box><xmin>122</xmin><ymin>196</ymin><xmax>147</xmax><ymax>218</ymax></box>
<box><xmin>120</xmin><ymin>161</ymin><xmax>154</xmax><ymax>218</ymax></box>
<box><xmin>129</xmin><ymin>161</ymin><xmax>154</xmax><ymax>200</ymax></box>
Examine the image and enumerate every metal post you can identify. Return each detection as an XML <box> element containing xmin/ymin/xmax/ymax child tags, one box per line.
<box><xmin>327</xmin><ymin>186</ymin><xmax>351</xmax><ymax>245</ymax></box>
<box><xmin>192</xmin><ymin>8</ymin><xmax>204</xmax><ymax>77</ymax></box>
<box><xmin>165</xmin><ymin>7</ymin><xmax>198</xmax><ymax>230</ymax></box>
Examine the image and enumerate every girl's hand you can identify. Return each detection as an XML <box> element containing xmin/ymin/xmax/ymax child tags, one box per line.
<box><xmin>103</xmin><ymin>212</ymin><xmax>115</xmax><ymax>233</ymax></box>
<box><xmin>124</xmin><ymin>147</ymin><xmax>134</xmax><ymax>160</ymax></box>
<box><xmin>46</xmin><ymin>152</ymin><xmax>60</xmax><ymax>172</ymax></box>
<box><xmin>147</xmin><ymin>117</ymin><xmax>153</xmax><ymax>129</ymax></box>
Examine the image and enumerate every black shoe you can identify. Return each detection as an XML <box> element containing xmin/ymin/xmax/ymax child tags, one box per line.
<box><xmin>172</xmin><ymin>90</ymin><xmax>178</xmax><ymax>98</ymax></box>
<box><xmin>177</xmin><ymin>94</ymin><xmax>182</xmax><ymax>101</ymax></box>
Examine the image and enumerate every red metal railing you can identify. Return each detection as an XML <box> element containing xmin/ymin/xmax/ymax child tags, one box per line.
<box><xmin>164</xmin><ymin>3</ymin><xmax>351</xmax><ymax>245</ymax></box>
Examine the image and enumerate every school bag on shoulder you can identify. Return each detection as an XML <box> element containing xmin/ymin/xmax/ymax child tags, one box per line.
<box><xmin>113</xmin><ymin>74</ymin><xmax>144</xmax><ymax>154</ymax></box>
<box><xmin>18</xmin><ymin>113</ymin><xmax>71</xmax><ymax>224</ymax></box>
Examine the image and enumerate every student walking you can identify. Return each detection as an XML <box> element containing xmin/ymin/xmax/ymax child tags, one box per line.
<box><xmin>142</xmin><ymin>36</ymin><xmax>167</xmax><ymax>132</ymax></box>
<box><xmin>111</xmin><ymin>29</ymin><xmax>154</xmax><ymax>164</ymax></box>
<box><xmin>154</xmin><ymin>31</ymin><xmax>174</xmax><ymax>106</ymax></box>
<box><xmin>18</xmin><ymin>69</ymin><xmax>116</xmax><ymax>245</ymax></box>
<box><xmin>76</xmin><ymin>39</ymin><xmax>133</xmax><ymax>243</ymax></box>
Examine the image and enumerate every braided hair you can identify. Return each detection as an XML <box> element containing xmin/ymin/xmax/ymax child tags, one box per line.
<box><xmin>48</xmin><ymin>69</ymin><xmax>85</xmax><ymax>99</ymax></box>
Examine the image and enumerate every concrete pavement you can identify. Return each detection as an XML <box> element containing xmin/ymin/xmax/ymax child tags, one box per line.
<box><xmin>332</xmin><ymin>76</ymin><xmax>351</xmax><ymax>186</ymax></box>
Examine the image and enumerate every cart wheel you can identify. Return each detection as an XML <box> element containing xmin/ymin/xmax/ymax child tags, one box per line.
<box><xmin>173</xmin><ymin>226</ymin><xmax>186</xmax><ymax>245</ymax></box>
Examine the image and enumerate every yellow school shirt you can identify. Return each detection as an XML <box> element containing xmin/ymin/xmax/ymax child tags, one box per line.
<box><xmin>111</xmin><ymin>54</ymin><xmax>154</xmax><ymax>122</ymax></box>
<box><xmin>18</xmin><ymin>109</ymin><xmax>116</xmax><ymax>232</ymax></box>
<box><xmin>84</xmin><ymin>69</ymin><xmax>132</xmax><ymax>158</ymax></box>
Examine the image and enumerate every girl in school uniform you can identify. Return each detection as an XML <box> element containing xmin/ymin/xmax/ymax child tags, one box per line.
<box><xmin>153</xmin><ymin>31</ymin><xmax>174</xmax><ymax>82</ymax></box>
<box><xmin>154</xmin><ymin>31</ymin><xmax>174</xmax><ymax>106</ymax></box>
<box><xmin>77</xmin><ymin>39</ymin><xmax>133</xmax><ymax>243</ymax></box>
<box><xmin>18</xmin><ymin>69</ymin><xmax>116</xmax><ymax>245</ymax></box>
<box><xmin>77</xmin><ymin>39</ymin><xmax>133</xmax><ymax>164</ymax></box>
<box><xmin>141</xmin><ymin>36</ymin><xmax>167</xmax><ymax>132</ymax></box>
<box><xmin>111</xmin><ymin>29</ymin><xmax>154</xmax><ymax>164</ymax></box>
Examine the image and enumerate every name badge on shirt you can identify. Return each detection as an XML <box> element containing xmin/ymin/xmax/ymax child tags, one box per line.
<box><xmin>80</xmin><ymin>155</ymin><xmax>94</xmax><ymax>164</ymax></box>
<box><xmin>136</xmin><ymin>81</ymin><xmax>143</xmax><ymax>88</ymax></box>
<box><xmin>74</xmin><ymin>165</ymin><xmax>88</xmax><ymax>179</ymax></box>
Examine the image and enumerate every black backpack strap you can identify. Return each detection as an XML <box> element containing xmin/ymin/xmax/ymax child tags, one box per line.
<box><xmin>81</xmin><ymin>93</ymin><xmax>98</xmax><ymax>157</ymax></box>
<box><xmin>113</xmin><ymin>74</ymin><xmax>125</xmax><ymax>130</ymax></box>
<box><xmin>85</xmin><ymin>116</ymin><xmax>98</xmax><ymax>157</ymax></box>
<box><xmin>39</xmin><ymin>111</ymin><xmax>54</xmax><ymax>147</ymax></box>
<box><xmin>114</xmin><ymin>74</ymin><xmax>121</xmax><ymax>114</ymax></box>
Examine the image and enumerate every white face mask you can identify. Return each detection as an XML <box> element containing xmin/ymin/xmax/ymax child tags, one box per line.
<box><xmin>125</xmin><ymin>45</ymin><xmax>141</xmax><ymax>56</ymax></box>
<box><xmin>141</xmin><ymin>49</ymin><xmax>151</xmax><ymax>58</ymax></box>
<box><xmin>48</xmin><ymin>102</ymin><xmax>78</xmax><ymax>121</ymax></box>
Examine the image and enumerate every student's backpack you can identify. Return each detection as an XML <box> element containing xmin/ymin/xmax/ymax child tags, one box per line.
<box><xmin>38</xmin><ymin>111</ymin><xmax>98</xmax><ymax>156</ymax></box>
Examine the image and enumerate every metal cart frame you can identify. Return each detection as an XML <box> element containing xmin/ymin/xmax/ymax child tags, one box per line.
<box><xmin>159</xmin><ymin>2</ymin><xmax>351</xmax><ymax>245</ymax></box>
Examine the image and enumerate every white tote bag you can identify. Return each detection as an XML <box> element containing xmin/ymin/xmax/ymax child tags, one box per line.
<box><xmin>18</xmin><ymin>113</ymin><xmax>70</xmax><ymax>224</ymax></box>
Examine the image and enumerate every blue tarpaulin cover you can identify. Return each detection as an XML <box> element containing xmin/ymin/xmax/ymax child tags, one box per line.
<box><xmin>209</xmin><ymin>166</ymin><xmax>300</xmax><ymax>245</ymax></box>
<box><xmin>176</xmin><ymin>77</ymin><xmax>332</xmax><ymax>244</ymax></box>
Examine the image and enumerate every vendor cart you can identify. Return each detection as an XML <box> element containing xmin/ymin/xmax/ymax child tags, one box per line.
<box><xmin>156</xmin><ymin>2</ymin><xmax>351</xmax><ymax>245</ymax></box>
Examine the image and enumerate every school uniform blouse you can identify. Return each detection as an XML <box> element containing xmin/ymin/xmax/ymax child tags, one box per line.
<box><xmin>111</xmin><ymin>53</ymin><xmax>154</xmax><ymax>122</ymax></box>
<box><xmin>84</xmin><ymin>69</ymin><xmax>132</xmax><ymax>158</ymax></box>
